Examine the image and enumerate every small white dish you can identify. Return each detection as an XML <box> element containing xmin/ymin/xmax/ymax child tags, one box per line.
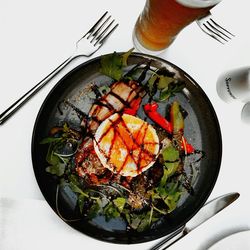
<box><xmin>208</xmin><ymin>230</ymin><xmax>250</xmax><ymax>250</ymax></box>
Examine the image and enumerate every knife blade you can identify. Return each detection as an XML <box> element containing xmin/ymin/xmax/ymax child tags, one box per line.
<box><xmin>151</xmin><ymin>192</ymin><xmax>240</xmax><ymax>250</ymax></box>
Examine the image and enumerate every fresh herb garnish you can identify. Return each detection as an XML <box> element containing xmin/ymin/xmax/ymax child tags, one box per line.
<box><xmin>147</xmin><ymin>70</ymin><xmax>186</xmax><ymax>101</ymax></box>
<box><xmin>100</xmin><ymin>48</ymin><xmax>133</xmax><ymax>80</ymax></box>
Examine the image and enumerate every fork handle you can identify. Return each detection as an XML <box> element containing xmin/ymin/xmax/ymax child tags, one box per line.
<box><xmin>0</xmin><ymin>55</ymin><xmax>74</xmax><ymax>125</ymax></box>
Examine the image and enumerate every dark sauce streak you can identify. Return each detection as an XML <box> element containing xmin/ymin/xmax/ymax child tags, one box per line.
<box><xmin>123</xmin><ymin>61</ymin><xmax>145</xmax><ymax>79</ymax></box>
<box><xmin>107</xmin><ymin>127</ymin><xmax>116</xmax><ymax>161</ymax></box>
<box><xmin>137</xmin><ymin>60</ymin><xmax>152</xmax><ymax>83</ymax></box>
<box><xmin>90</xmin><ymin>116</ymin><xmax>100</xmax><ymax>123</ymax></box>
<box><xmin>91</xmin><ymin>84</ymin><xmax>102</xmax><ymax>98</ymax></box>
<box><xmin>88</xmin><ymin>80</ymin><xmax>146</xmax><ymax>135</ymax></box>
<box><xmin>127</xmin><ymin>88</ymin><xmax>136</xmax><ymax>104</ymax></box>
<box><xmin>136</xmin><ymin>123</ymin><xmax>148</xmax><ymax>171</ymax></box>
<box><xmin>179</xmin><ymin>150</ymin><xmax>205</xmax><ymax>195</ymax></box>
<box><xmin>95</xmin><ymin>113</ymin><xmax>159</xmax><ymax>175</ymax></box>
<box><xmin>109</xmin><ymin>116</ymin><xmax>139</xmax><ymax>169</ymax></box>
<box><xmin>119</xmin><ymin>116</ymin><xmax>157</xmax><ymax>160</ymax></box>
<box><xmin>94</xmin><ymin>117</ymin><xmax>121</xmax><ymax>169</ymax></box>
<box><xmin>193</xmin><ymin>149</ymin><xmax>205</xmax><ymax>163</ymax></box>
<box><xmin>133</xmin><ymin>122</ymin><xmax>146</xmax><ymax>142</ymax></box>
<box><xmin>119</xmin><ymin>152</ymin><xmax>131</xmax><ymax>175</ymax></box>
<box><xmin>165</xmin><ymin>159</ymin><xmax>180</xmax><ymax>164</ymax></box>
<box><xmin>109</xmin><ymin>91</ymin><xmax>130</xmax><ymax>107</ymax></box>
<box><xmin>94</xmin><ymin>99</ymin><xmax>114</xmax><ymax>111</ymax></box>
<box><xmin>181</xmin><ymin>171</ymin><xmax>194</xmax><ymax>195</ymax></box>
<box><xmin>63</xmin><ymin>100</ymin><xmax>88</xmax><ymax>120</ymax></box>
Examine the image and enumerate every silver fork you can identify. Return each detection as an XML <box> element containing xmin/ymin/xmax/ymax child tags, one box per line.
<box><xmin>0</xmin><ymin>11</ymin><xmax>118</xmax><ymax>125</ymax></box>
<box><xmin>196</xmin><ymin>11</ymin><xmax>234</xmax><ymax>44</ymax></box>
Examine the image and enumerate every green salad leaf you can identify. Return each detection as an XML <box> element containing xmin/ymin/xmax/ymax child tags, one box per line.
<box><xmin>113</xmin><ymin>197</ymin><xmax>126</xmax><ymax>212</ymax></box>
<box><xmin>46</xmin><ymin>162</ymin><xmax>65</xmax><ymax>177</ymax></box>
<box><xmin>162</xmin><ymin>144</ymin><xmax>179</xmax><ymax>162</ymax></box>
<box><xmin>88</xmin><ymin>199</ymin><xmax>102</xmax><ymax>219</ymax></box>
<box><xmin>100</xmin><ymin>48</ymin><xmax>134</xmax><ymax>80</ymax></box>
<box><xmin>103</xmin><ymin>202</ymin><xmax>120</xmax><ymax>220</ymax></box>
<box><xmin>147</xmin><ymin>70</ymin><xmax>186</xmax><ymax>101</ymax></box>
<box><xmin>163</xmin><ymin>182</ymin><xmax>182</xmax><ymax>212</ymax></box>
<box><xmin>159</xmin><ymin>81</ymin><xmax>186</xmax><ymax>101</ymax></box>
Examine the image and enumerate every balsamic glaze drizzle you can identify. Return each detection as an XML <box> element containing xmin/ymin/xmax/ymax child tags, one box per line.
<box><xmin>88</xmin><ymin>80</ymin><xmax>145</xmax><ymax>134</ymax></box>
<box><xmin>96</xmin><ymin>114</ymin><xmax>159</xmax><ymax>175</ymax></box>
<box><xmin>60</xmin><ymin>100</ymin><xmax>88</xmax><ymax>120</ymax></box>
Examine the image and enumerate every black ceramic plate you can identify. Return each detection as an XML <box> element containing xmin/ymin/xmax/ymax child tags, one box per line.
<box><xmin>32</xmin><ymin>52</ymin><xmax>222</xmax><ymax>244</ymax></box>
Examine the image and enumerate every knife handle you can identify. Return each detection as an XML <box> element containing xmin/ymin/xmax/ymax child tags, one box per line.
<box><xmin>150</xmin><ymin>226</ymin><xmax>186</xmax><ymax>250</ymax></box>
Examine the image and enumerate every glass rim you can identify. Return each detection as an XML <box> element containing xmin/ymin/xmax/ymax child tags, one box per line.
<box><xmin>175</xmin><ymin>0</ymin><xmax>222</xmax><ymax>8</ymax></box>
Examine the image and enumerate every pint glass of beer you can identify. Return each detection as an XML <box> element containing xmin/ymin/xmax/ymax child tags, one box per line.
<box><xmin>133</xmin><ymin>0</ymin><xmax>221</xmax><ymax>54</ymax></box>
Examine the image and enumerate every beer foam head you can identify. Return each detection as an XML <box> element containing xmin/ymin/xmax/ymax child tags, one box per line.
<box><xmin>175</xmin><ymin>0</ymin><xmax>221</xmax><ymax>8</ymax></box>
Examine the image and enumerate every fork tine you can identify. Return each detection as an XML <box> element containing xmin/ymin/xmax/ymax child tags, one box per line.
<box><xmin>203</xmin><ymin>23</ymin><xmax>228</xmax><ymax>43</ymax></box>
<box><xmin>207</xmin><ymin>20</ymin><xmax>232</xmax><ymax>41</ymax></box>
<box><xmin>196</xmin><ymin>11</ymin><xmax>234</xmax><ymax>44</ymax></box>
<box><xmin>92</xmin><ymin>19</ymin><xmax>115</xmax><ymax>43</ymax></box>
<box><xmin>89</xmin><ymin>15</ymin><xmax>111</xmax><ymax>40</ymax></box>
<box><xmin>198</xmin><ymin>22</ymin><xmax>224</xmax><ymax>44</ymax></box>
<box><xmin>210</xmin><ymin>19</ymin><xmax>235</xmax><ymax>37</ymax></box>
<box><xmin>95</xmin><ymin>23</ymin><xmax>119</xmax><ymax>45</ymax></box>
<box><xmin>82</xmin><ymin>11</ymin><xmax>108</xmax><ymax>38</ymax></box>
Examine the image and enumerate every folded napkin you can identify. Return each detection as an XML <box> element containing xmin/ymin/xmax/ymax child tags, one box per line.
<box><xmin>0</xmin><ymin>197</ymin><xmax>151</xmax><ymax>250</ymax></box>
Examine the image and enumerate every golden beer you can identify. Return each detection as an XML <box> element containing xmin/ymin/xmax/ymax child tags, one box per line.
<box><xmin>133</xmin><ymin>0</ymin><xmax>220</xmax><ymax>53</ymax></box>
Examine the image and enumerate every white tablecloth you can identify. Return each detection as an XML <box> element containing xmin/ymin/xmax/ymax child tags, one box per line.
<box><xmin>1</xmin><ymin>0</ymin><xmax>250</xmax><ymax>249</ymax></box>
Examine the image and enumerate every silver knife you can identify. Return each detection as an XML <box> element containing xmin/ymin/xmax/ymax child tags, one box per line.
<box><xmin>151</xmin><ymin>192</ymin><xmax>240</xmax><ymax>250</ymax></box>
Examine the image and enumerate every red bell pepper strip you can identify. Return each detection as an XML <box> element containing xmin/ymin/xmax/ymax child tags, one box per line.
<box><xmin>181</xmin><ymin>136</ymin><xmax>194</xmax><ymax>154</ymax></box>
<box><xmin>124</xmin><ymin>97</ymin><xmax>142</xmax><ymax>116</ymax></box>
<box><xmin>144</xmin><ymin>101</ymin><xmax>194</xmax><ymax>154</ymax></box>
<box><xmin>143</xmin><ymin>102</ymin><xmax>173</xmax><ymax>133</ymax></box>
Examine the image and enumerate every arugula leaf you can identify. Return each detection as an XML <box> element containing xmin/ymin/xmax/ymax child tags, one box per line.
<box><xmin>147</xmin><ymin>74</ymin><xmax>158</xmax><ymax>96</ymax></box>
<box><xmin>163</xmin><ymin>182</ymin><xmax>182</xmax><ymax>212</ymax></box>
<box><xmin>100</xmin><ymin>52</ymin><xmax>122</xmax><ymax>80</ymax></box>
<box><xmin>46</xmin><ymin>144</ymin><xmax>60</xmax><ymax>165</ymax></box>
<box><xmin>103</xmin><ymin>202</ymin><xmax>120</xmax><ymax>221</ymax></box>
<box><xmin>154</xmin><ymin>144</ymin><xmax>182</xmax><ymax>213</ymax></box>
<box><xmin>161</xmin><ymin>144</ymin><xmax>180</xmax><ymax>178</ymax></box>
<box><xmin>78</xmin><ymin>194</ymin><xmax>87</xmax><ymax>214</ymax></box>
<box><xmin>130</xmin><ymin>215</ymin><xmax>142</xmax><ymax>230</ymax></box>
<box><xmin>159</xmin><ymin>81</ymin><xmax>186</xmax><ymax>101</ymax></box>
<box><xmin>46</xmin><ymin>162</ymin><xmax>65</xmax><ymax>176</ymax></box>
<box><xmin>162</xmin><ymin>145</ymin><xmax>179</xmax><ymax>162</ymax></box>
<box><xmin>157</xmin><ymin>75</ymin><xmax>174</xmax><ymax>90</ymax></box>
<box><xmin>123</xmin><ymin>208</ymin><xmax>131</xmax><ymax>224</ymax></box>
<box><xmin>69</xmin><ymin>181</ymin><xmax>89</xmax><ymax>198</ymax></box>
<box><xmin>100</xmin><ymin>49</ymin><xmax>133</xmax><ymax>80</ymax></box>
<box><xmin>121</xmin><ymin>48</ymin><xmax>134</xmax><ymax>66</ymax></box>
<box><xmin>164</xmin><ymin>162</ymin><xmax>179</xmax><ymax>177</ymax></box>
<box><xmin>88</xmin><ymin>199</ymin><xmax>102</xmax><ymax>219</ymax></box>
<box><xmin>137</xmin><ymin>211</ymin><xmax>151</xmax><ymax>232</ymax></box>
<box><xmin>40</xmin><ymin>137</ymin><xmax>62</xmax><ymax>144</ymax></box>
<box><xmin>113</xmin><ymin>197</ymin><xmax>126</xmax><ymax>212</ymax></box>
<box><xmin>147</xmin><ymin>70</ymin><xmax>185</xmax><ymax>101</ymax></box>
<box><xmin>127</xmin><ymin>210</ymin><xmax>157</xmax><ymax>232</ymax></box>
